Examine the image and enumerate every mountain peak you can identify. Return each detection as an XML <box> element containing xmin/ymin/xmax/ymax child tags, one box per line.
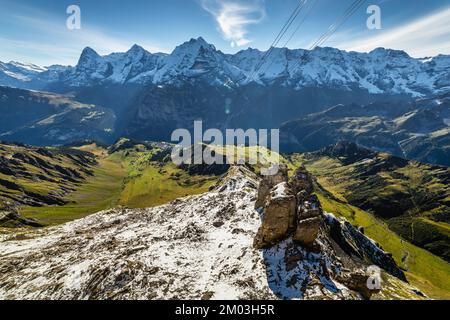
<box><xmin>369</xmin><ymin>47</ymin><xmax>410</xmax><ymax>58</ymax></box>
<box><xmin>173</xmin><ymin>37</ymin><xmax>216</xmax><ymax>55</ymax></box>
<box><xmin>78</xmin><ymin>47</ymin><xmax>101</xmax><ymax>66</ymax></box>
<box><xmin>191</xmin><ymin>36</ymin><xmax>207</xmax><ymax>44</ymax></box>
<box><xmin>127</xmin><ymin>44</ymin><xmax>146</xmax><ymax>55</ymax></box>
<box><xmin>76</xmin><ymin>47</ymin><xmax>103</xmax><ymax>71</ymax></box>
<box><xmin>80</xmin><ymin>47</ymin><xmax>100</xmax><ymax>57</ymax></box>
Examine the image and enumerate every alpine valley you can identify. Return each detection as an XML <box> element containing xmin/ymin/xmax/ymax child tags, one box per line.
<box><xmin>0</xmin><ymin>37</ymin><xmax>449</xmax><ymax>300</ymax></box>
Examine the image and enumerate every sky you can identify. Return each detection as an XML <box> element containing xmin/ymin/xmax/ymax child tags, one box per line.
<box><xmin>0</xmin><ymin>0</ymin><xmax>449</xmax><ymax>66</ymax></box>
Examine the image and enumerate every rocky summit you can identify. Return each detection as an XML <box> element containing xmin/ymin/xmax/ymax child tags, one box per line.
<box><xmin>254</xmin><ymin>165</ymin><xmax>321</xmax><ymax>248</ymax></box>
<box><xmin>0</xmin><ymin>165</ymin><xmax>425</xmax><ymax>300</ymax></box>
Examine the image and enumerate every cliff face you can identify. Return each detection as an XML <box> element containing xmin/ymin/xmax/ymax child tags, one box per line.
<box><xmin>0</xmin><ymin>166</ymin><xmax>424</xmax><ymax>300</ymax></box>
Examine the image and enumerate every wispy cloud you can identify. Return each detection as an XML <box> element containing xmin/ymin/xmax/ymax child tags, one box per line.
<box><xmin>340</xmin><ymin>6</ymin><xmax>450</xmax><ymax>57</ymax></box>
<box><xmin>200</xmin><ymin>0</ymin><xmax>266</xmax><ymax>47</ymax></box>
<box><xmin>0</xmin><ymin>4</ymin><xmax>168</xmax><ymax>66</ymax></box>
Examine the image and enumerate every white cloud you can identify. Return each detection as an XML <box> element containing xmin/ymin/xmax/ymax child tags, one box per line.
<box><xmin>341</xmin><ymin>6</ymin><xmax>450</xmax><ymax>57</ymax></box>
<box><xmin>0</xmin><ymin>8</ymin><xmax>168</xmax><ymax>66</ymax></box>
<box><xmin>200</xmin><ymin>0</ymin><xmax>266</xmax><ymax>47</ymax></box>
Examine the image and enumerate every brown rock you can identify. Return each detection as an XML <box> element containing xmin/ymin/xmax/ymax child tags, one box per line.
<box><xmin>289</xmin><ymin>165</ymin><xmax>313</xmax><ymax>195</ymax></box>
<box><xmin>254</xmin><ymin>164</ymin><xmax>289</xmax><ymax>209</ymax></box>
<box><xmin>337</xmin><ymin>270</ymin><xmax>381</xmax><ymax>300</ymax></box>
<box><xmin>298</xmin><ymin>195</ymin><xmax>323</xmax><ymax>220</ymax></box>
<box><xmin>254</xmin><ymin>182</ymin><xmax>296</xmax><ymax>248</ymax></box>
<box><xmin>293</xmin><ymin>216</ymin><xmax>321</xmax><ymax>247</ymax></box>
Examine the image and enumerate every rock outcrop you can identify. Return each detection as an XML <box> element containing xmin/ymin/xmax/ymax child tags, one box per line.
<box><xmin>254</xmin><ymin>166</ymin><xmax>322</xmax><ymax>249</ymax></box>
<box><xmin>254</xmin><ymin>164</ymin><xmax>289</xmax><ymax>209</ymax></box>
<box><xmin>254</xmin><ymin>182</ymin><xmax>297</xmax><ymax>248</ymax></box>
<box><xmin>253</xmin><ymin>165</ymin><xmax>414</xmax><ymax>299</ymax></box>
<box><xmin>324</xmin><ymin>212</ymin><xmax>407</xmax><ymax>282</ymax></box>
<box><xmin>0</xmin><ymin>208</ymin><xmax>43</xmax><ymax>228</ymax></box>
<box><xmin>336</xmin><ymin>269</ymin><xmax>381</xmax><ymax>300</ymax></box>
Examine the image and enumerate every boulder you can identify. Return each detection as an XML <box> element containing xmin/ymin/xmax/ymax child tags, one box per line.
<box><xmin>293</xmin><ymin>216</ymin><xmax>321</xmax><ymax>247</ymax></box>
<box><xmin>254</xmin><ymin>182</ymin><xmax>296</xmax><ymax>248</ymax></box>
<box><xmin>336</xmin><ymin>269</ymin><xmax>381</xmax><ymax>300</ymax></box>
<box><xmin>293</xmin><ymin>195</ymin><xmax>323</xmax><ymax>246</ymax></box>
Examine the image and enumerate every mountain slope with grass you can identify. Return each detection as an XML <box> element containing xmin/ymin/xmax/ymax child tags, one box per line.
<box><xmin>0</xmin><ymin>142</ymin><xmax>97</xmax><ymax>209</ymax></box>
<box><xmin>289</xmin><ymin>141</ymin><xmax>450</xmax><ymax>262</ymax></box>
<box><xmin>0</xmin><ymin>141</ymin><xmax>449</xmax><ymax>299</ymax></box>
<box><xmin>0</xmin><ymin>166</ymin><xmax>425</xmax><ymax>300</ymax></box>
<box><xmin>0</xmin><ymin>86</ymin><xmax>116</xmax><ymax>146</ymax></box>
<box><xmin>2</xmin><ymin>140</ymin><xmax>221</xmax><ymax>226</ymax></box>
<box><xmin>280</xmin><ymin>95</ymin><xmax>450</xmax><ymax>167</ymax></box>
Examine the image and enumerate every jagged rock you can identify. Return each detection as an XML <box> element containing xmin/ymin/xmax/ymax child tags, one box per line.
<box><xmin>254</xmin><ymin>164</ymin><xmax>289</xmax><ymax>209</ymax></box>
<box><xmin>289</xmin><ymin>165</ymin><xmax>313</xmax><ymax>195</ymax></box>
<box><xmin>254</xmin><ymin>182</ymin><xmax>296</xmax><ymax>249</ymax></box>
<box><xmin>255</xmin><ymin>165</ymin><xmax>323</xmax><ymax>248</ymax></box>
<box><xmin>297</xmin><ymin>195</ymin><xmax>322</xmax><ymax>220</ymax></box>
<box><xmin>336</xmin><ymin>269</ymin><xmax>381</xmax><ymax>300</ymax></box>
<box><xmin>324</xmin><ymin>212</ymin><xmax>407</xmax><ymax>282</ymax></box>
<box><xmin>293</xmin><ymin>193</ymin><xmax>323</xmax><ymax>246</ymax></box>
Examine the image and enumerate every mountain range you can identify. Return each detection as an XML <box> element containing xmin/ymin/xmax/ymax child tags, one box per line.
<box><xmin>3</xmin><ymin>37</ymin><xmax>450</xmax><ymax>96</ymax></box>
<box><xmin>281</xmin><ymin>93</ymin><xmax>450</xmax><ymax>166</ymax></box>
<box><xmin>0</xmin><ymin>37</ymin><xmax>449</xmax><ymax>166</ymax></box>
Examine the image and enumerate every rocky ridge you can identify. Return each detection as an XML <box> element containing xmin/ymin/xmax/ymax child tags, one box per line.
<box><xmin>253</xmin><ymin>164</ymin><xmax>411</xmax><ymax>298</ymax></box>
<box><xmin>0</xmin><ymin>166</ymin><xmax>424</xmax><ymax>300</ymax></box>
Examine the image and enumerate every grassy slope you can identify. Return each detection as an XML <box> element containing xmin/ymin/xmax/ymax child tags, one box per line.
<box><xmin>295</xmin><ymin>152</ymin><xmax>450</xmax><ymax>260</ymax></box>
<box><xmin>21</xmin><ymin>155</ymin><xmax>125</xmax><ymax>225</ymax></box>
<box><xmin>0</xmin><ymin>143</ymin><xmax>98</xmax><ymax>209</ymax></box>
<box><xmin>20</xmin><ymin>145</ymin><xmax>219</xmax><ymax>225</ymax></box>
<box><xmin>113</xmin><ymin>148</ymin><xmax>218</xmax><ymax>208</ymax></box>
<box><xmin>317</xmin><ymin>193</ymin><xmax>450</xmax><ymax>299</ymax></box>
<box><xmin>287</xmin><ymin>154</ymin><xmax>450</xmax><ymax>299</ymax></box>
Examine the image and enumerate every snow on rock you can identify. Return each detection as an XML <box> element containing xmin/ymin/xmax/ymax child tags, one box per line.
<box><xmin>0</xmin><ymin>166</ymin><xmax>424</xmax><ymax>300</ymax></box>
<box><xmin>2</xmin><ymin>39</ymin><xmax>449</xmax><ymax>97</ymax></box>
<box><xmin>0</xmin><ymin>166</ymin><xmax>271</xmax><ymax>300</ymax></box>
<box><xmin>0</xmin><ymin>61</ymin><xmax>47</xmax><ymax>82</ymax></box>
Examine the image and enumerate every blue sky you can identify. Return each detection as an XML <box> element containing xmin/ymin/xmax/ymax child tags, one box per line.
<box><xmin>1</xmin><ymin>0</ymin><xmax>449</xmax><ymax>66</ymax></box>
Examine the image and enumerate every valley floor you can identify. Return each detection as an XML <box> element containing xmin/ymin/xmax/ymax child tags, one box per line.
<box><xmin>18</xmin><ymin>144</ymin><xmax>218</xmax><ymax>226</ymax></box>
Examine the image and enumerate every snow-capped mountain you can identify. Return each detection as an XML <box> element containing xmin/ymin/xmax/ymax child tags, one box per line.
<box><xmin>1</xmin><ymin>37</ymin><xmax>449</xmax><ymax>149</ymax></box>
<box><xmin>2</xmin><ymin>37</ymin><xmax>449</xmax><ymax>97</ymax></box>
<box><xmin>0</xmin><ymin>61</ymin><xmax>47</xmax><ymax>87</ymax></box>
